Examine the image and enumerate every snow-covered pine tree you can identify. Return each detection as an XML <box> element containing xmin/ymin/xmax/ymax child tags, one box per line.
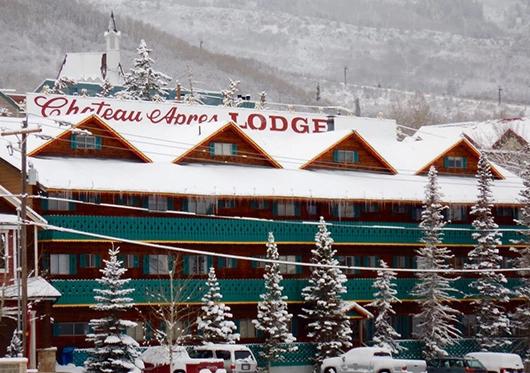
<box><xmin>5</xmin><ymin>329</ymin><xmax>22</xmax><ymax>357</ymax></box>
<box><xmin>259</xmin><ymin>91</ymin><xmax>267</xmax><ymax>109</ymax></box>
<box><xmin>122</xmin><ymin>39</ymin><xmax>172</xmax><ymax>101</ymax></box>
<box><xmin>412</xmin><ymin>166</ymin><xmax>461</xmax><ymax>360</ymax></box>
<box><xmin>510</xmin><ymin>161</ymin><xmax>530</xmax><ymax>359</ymax></box>
<box><xmin>85</xmin><ymin>247</ymin><xmax>142</xmax><ymax>373</ymax></box>
<box><xmin>221</xmin><ymin>79</ymin><xmax>242</xmax><ymax>107</ymax></box>
<box><xmin>99</xmin><ymin>78</ymin><xmax>113</xmax><ymax>97</ymax></box>
<box><xmin>367</xmin><ymin>260</ymin><xmax>403</xmax><ymax>354</ymax></box>
<box><xmin>301</xmin><ymin>216</ymin><xmax>352</xmax><ymax>372</ymax></box>
<box><xmin>52</xmin><ymin>76</ymin><xmax>76</xmax><ymax>95</ymax></box>
<box><xmin>253</xmin><ymin>232</ymin><xmax>297</xmax><ymax>373</ymax></box>
<box><xmin>467</xmin><ymin>153</ymin><xmax>511</xmax><ymax>351</ymax></box>
<box><xmin>197</xmin><ymin>266</ymin><xmax>239</xmax><ymax>344</ymax></box>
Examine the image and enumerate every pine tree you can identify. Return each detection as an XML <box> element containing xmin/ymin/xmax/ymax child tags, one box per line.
<box><xmin>412</xmin><ymin>166</ymin><xmax>461</xmax><ymax>360</ymax></box>
<box><xmin>510</xmin><ymin>161</ymin><xmax>530</xmax><ymax>359</ymax></box>
<box><xmin>52</xmin><ymin>76</ymin><xmax>76</xmax><ymax>95</ymax></box>
<box><xmin>5</xmin><ymin>329</ymin><xmax>23</xmax><ymax>357</ymax></box>
<box><xmin>85</xmin><ymin>247</ymin><xmax>141</xmax><ymax>373</ymax></box>
<box><xmin>467</xmin><ymin>153</ymin><xmax>511</xmax><ymax>351</ymax></box>
<box><xmin>197</xmin><ymin>266</ymin><xmax>239</xmax><ymax>344</ymax></box>
<box><xmin>367</xmin><ymin>260</ymin><xmax>403</xmax><ymax>354</ymax></box>
<box><xmin>222</xmin><ymin>79</ymin><xmax>242</xmax><ymax>107</ymax></box>
<box><xmin>253</xmin><ymin>232</ymin><xmax>297</xmax><ymax>373</ymax></box>
<box><xmin>99</xmin><ymin>78</ymin><xmax>113</xmax><ymax>97</ymax></box>
<box><xmin>122</xmin><ymin>39</ymin><xmax>172</xmax><ymax>101</ymax></box>
<box><xmin>301</xmin><ymin>217</ymin><xmax>352</xmax><ymax>372</ymax></box>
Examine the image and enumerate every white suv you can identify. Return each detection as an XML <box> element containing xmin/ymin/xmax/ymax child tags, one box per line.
<box><xmin>191</xmin><ymin>344</ymin><xmax>258</xmax><ymax>373</ymax></box>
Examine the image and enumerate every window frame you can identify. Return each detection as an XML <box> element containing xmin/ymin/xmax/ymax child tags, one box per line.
<box><xmin>334</xmin><ymin>150</ymin><xmax>358</xmax><ymax>163</ymax></box>
<box><xmin>444</xmin><ymin>156</ymin><xmax>467</xmax><ymax>169</ymax></box>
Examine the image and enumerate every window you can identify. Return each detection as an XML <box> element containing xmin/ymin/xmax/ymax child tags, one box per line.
<box><xmin>218</xmin><ymin>200</ymin><xmax>235</xmax><ymax>209</ymax></box>
<box><xmin>160</xmin><ymin>320</ymin><xmax>188</xmax><ymax>342</ymax></box>
<box><xmin>186</xmin><ymin>199</ymin><xmax>213</xmax><ymax>214</ymax></box>
<box><xmin>363</xmin><ymin>203</ymin><xmax>379</xmax><ymax>212</ymax></box>
<box><xmin>79</xmin><ymin>254</ymin><xmax>101</xmax><ymax>268</ymax></box>
<box><xmin>145</xmin><ymin>255</ymin><xmax>169</xmax><ymax>275</ymax></box>
<box><xmin>250</xmin><ymin>200</ymin><xmax>269</xmax><ymax>210</ymax></box>
<box><xmin>238</xmin><ymin>319</ymin><xmax>256</xmax><ymax>338</ymax></box>
<box><xmin>118</xmin><ymin>194</ymin><xmax>138</xmax><ymax>206</ymax></box>
<box><xmin>444</xmin><ymin>156</ymin><xmax>467</xmax><ymax>169</ymax></box>
<box><xmin>278</xmin><ymin>255</ymin><xmax>298</xmax><ymax>274</ymax></box>
<box><xmin>120</xmin><ymin>254</ymin><xmax>139</xmax><ymax>269</ymax></box>
<box><xmin>447</xmin><ymin>205</ymin><xmax>467</xmax><ymax>221</ymax></box>
<box><xmin>50</xmin><ymin>254</ymin><xmax>74</xmax><ymax>275</ymax></box>
<box><xmin>307</xmin><ymin>202</ymin><xmax>317</xmax><ymax>215</ymax></box>
<box><xmin>218</xmin><ymin>257</ymin><xmax>237</xmax><ymax>269</ymax></box>
<box><xmin>363</xmin><ymin>256</ymin><xmax>380</xmax><ymax>268</ymax></box>
<box><xmin>452</xmin><ymin>256</ymin><xmax>467</xmax><ymax>269</ymax></box>
<box><xmin>187</xmin><ymin>255</ymin><xmax>209</xmax><ymax>274</ymax></box>
<box><xmin>460</xmin><ymin>314</ymin><xmax>476</xmax><ymax>337</ymax></box>
<box><xmin>71</xmin><ymin>135</ymin><xmax>101</xmax><ymax>150</ymax></box>
<box><xmin>338</xmin><ymin>256</ymin><xmax>360</xmax><ymax>274</ymax></box>
<box><xmin>496</xmin><ymin>206</ymin><xmax>516</xmax><ymax>217</ymax></box>
<box><xmin>127</xmin><ymin>322</ymin><xmax>144</xmax><ymax>341</ymax></box>
<box><xmin>148</xmin><ymin>195</ymin><xmax>168</xmax><ymax>211</ymax></box>
<box><xmin>392</xmin><ymin>204</ymin><xmax>408</xmax><ymax>214</ymax></box>
<box><xmin>332</xmin><ymin>203</ymin><xmax>360</xmax><ymax>218</ymax></box>
<box><xmin>334</xmin><ymin>150</ymin><xmax>358</xmax><ymax>163</ymax></box>
<box><xmin>47</xmin><ymin>191</ymin><xmax>73</xmax><ymax>211</ymax></box>
<box><xmin>210</xmin><ymin>142</ymin><xmax>236</xmax><ymax>156</ymax></box>
<box><xmin>79</xmin><ymin>192</ymin><xmax>100</xmax><ymax>204</ymax></box>
<box><xmin>55</xmin><ymin>322</ymin><xmax>89</xmax><ymax>336</ymax></box>
<box><xmin>275</xmin><ymin>201</ymin><xmax>300</xmax><ymax>216</ymax></box>
<box><xmin>393</xmin><ymin>256</ymin><xmax>410</xmax><ymax>268</ymax></box>
<box><xmin>412</xmin><ymin>206</ymin><xmax>423</xmax><ymax>220</ymax></box>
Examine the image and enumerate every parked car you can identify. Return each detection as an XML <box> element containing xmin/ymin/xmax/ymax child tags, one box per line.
<box><xmin>465</xmin><ymin>352</ymin><xmax>524</xmax><ymax>373</ymax></box>
<box><xmin>427</xmin><ymin>356</ymin><xmax>487</xmax><ymax>373</ymax></box>
<box><xmin>191</xmin><ymin>344</ymin><xmax>258</xmax><ymax>373</ymax></box>
<box><xmin>141</xmin><ymin>345</ymin><xmax>226</xmax><ymax>373</ymax></box>
<box><xmin>320</xmin><ymin>346</ymin><xmax>427</xmax><ymax>373</ymax></box>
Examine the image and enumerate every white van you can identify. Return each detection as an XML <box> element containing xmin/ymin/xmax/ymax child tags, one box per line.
<box><xmin>191</xmin><ymin>344</ymin><xmax>258</xmax><ymax>373</ymax></box>
<box><xmin>464</xmin><ymin>352</ymin><xmax>524</xmax><ymax>373</ymax></box>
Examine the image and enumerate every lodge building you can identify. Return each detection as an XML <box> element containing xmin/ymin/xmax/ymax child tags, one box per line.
<box><xmin>0</xmin><ymin>13</ymin><xmax>528</xmax><ymax>365</ymax></box>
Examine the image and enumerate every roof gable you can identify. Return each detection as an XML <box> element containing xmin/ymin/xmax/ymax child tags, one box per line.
<box><xmin>492</xmin><ymin>128</ymin><xmax>528</xmax><ymax>150</ymax></box>
<box><xmin>300</xmin><ymin>131</ymin><xmax>397</xmax><ymax>174</ymax></box>
<box><xmin>416</xmin><ymin>138</ymin><xmax>504</xmax><ymax>179</ymax></box>
<box><xmin>28</xmin><ymin>114</ymin><xmax>151</xmax><ymax>162</ymax></box>
<box><xmin>173</xmin><ymin>122</ymin><xmax>282</xmax><ymax>168</ymax></box>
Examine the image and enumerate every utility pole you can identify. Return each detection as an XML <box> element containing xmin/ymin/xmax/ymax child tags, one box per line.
<box><xmin>344</xmin><ymin>65</ymin><xmax>348</xmax><ymax>85</ymax></box>
<box><xmin>498</xmin><ymin>87</ymin><xmax>502</xmax><ymax>105</ymax></box>
<box><xmin>1</xmin><ymin>121</ymin><xmax>41</xmax><ymax>359</ymax></box>
<box><xmin>200</xmin><ymin>39</ymin><xmax>203</xmax><ymax>50</ymax></box>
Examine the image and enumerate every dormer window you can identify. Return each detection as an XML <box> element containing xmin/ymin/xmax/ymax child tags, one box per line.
<box><xmin>210</xmin><ymin>142</ymin><xmax>237</xmax><ymax>156</ymax></box>
<box><xmin>444</xmin><ymin>156</ymin><xmax>467</xmax><ymax>169</ymax></box>
<box><xmin>334</xmin><ymin>150</ymin><xmax>358</xmax><ymax>163</ymax></box>
<box><xmin>71</xmin><ymin>135</ymin><xmax>101</xmax><ymax>150</ymax></box>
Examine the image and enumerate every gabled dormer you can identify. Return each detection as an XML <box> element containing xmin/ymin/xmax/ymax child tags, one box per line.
<box><xmin>416</xmin><ymin>138</ymin><xmax>504</xmax><ymax>179</ymax></box>
<box><xmin>300</xmin><ymin>130</ymin><xmax>397</xmax><ymax>174</ymax></box>
<box><xmin>173</xmin><ymin>121</ymin><xmax>282</xmax><ymax>168</ymax></box>
<box><xmin>492</xmin><ymin>128</ymin><xmax>528</xmax><ymax>151</ymax></box>
<box><xmin>28</xmin><ymin>114</ymin><xmax>151</xmax><ymax>162</ymax></box>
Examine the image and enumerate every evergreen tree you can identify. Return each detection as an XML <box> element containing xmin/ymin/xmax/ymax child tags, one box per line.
<box><xmin>99</xmin><ymin>78</ymin><xmax>113</xmax><ymax>97</ymax></box>
<box><xmin>467</xmin><ymin>153</ymin><xmax>511</xmax><ymax>351</ymax></box>
<box><xmin>367</xmin><ymin>260</ymin><xmax>403</xmax><ymax>354</ymax></box>
<box><xmin>253</xmin><ymin>232</ymin><xmax>297</xmax><ymax>373</ymax></box>
<box><xmin>412</xmin><ymin>166</ymin><xmax>461</xmax><ymax>360</ymax></box>
<box><xmin>301</xmin><ymin>217</ymin><xmax>352</xmax><ymax>372</ymax></box>
<box><xmin>52</xmin><ymin>76</ymin><xmax>76</xmax><ymax>95</ymax></box>
<box><xmin>221</xmin><ymin>79</ymin><xmax>242</xmax><ymax>107</ymax></box>
<box><xmin>197</xmin><ymin>266</ymin><xmax>239</xmax><ymax>344</ymax></box>
<box><xmin>5</xmin><ymin>329</ymin><xmax>22</xmax><ymax>358</ymax></box>
<box><xmin>85</xmin><ymin>247</ymin><xmax>141</xmax><ymax>373</ymax></box>
<box><xmin>510</xmin><ymin>161</ymin><xmax>530</xmax><ymax>359</ymax></box>
<box><xmin>122</xmin><ymin>39</ymin><xmax>172</xmax><ymax>101</ymax></box>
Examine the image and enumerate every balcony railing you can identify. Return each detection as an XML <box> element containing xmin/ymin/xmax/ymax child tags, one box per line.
<box><xmin>41</xmin><ymin>215</ymin><xmax>525</xmax><ymax>245</ymax></box>
<box><xmin>51</xmin><ymin>277</ymin><xmax>523</xmax><ymax>306</ymax></box>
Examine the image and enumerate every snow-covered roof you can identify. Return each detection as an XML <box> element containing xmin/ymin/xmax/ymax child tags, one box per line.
<box><xmin>57</xmin><ymin>53</ymin><xmax>107</xmax><ymax>84</ymax></box>
<box><xmin>0</xmin><ymin>110</ymin><xmax>525</xmax><ymax>205</ymax></box>
<box><xmin>0</xmin><ymin>184</ymin><xmax>47</xmax><ymax>224</ymax></box>
<box><xmin>3</xmin><ymin>276</ymin><xmax>62</xmax><ymax>300</ymax></box>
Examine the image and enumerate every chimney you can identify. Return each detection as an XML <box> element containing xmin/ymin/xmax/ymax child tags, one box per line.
<box><xmin>327</xmin><ymin>115</ymin><xmax>335</xmax><ymax>131</ymax></box>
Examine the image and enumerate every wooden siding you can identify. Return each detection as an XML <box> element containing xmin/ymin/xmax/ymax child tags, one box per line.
<box><xmin>176</xmin><ymin>126</ymin><xmax>276</xmax><ymax>167</ymax></box>
<box><xmin>427</xmin><ymin>144</ymin><xmax>479</xmax><ymax>176</ymax></box>
<box><xmin>33</xmin><ymin>119</ymin><xmax>146</xmax><ymax>161</ymax></box>
<box><xmin>305</xmin><ymin>133</ymin><xmax>393</xmax><ymax>173</ymax></box>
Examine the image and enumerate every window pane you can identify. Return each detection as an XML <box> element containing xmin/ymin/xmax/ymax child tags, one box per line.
<box><xmin>189</xmin><ymin>255</ymin><xmax>207</xmax><ymax>274</ymax></box>
<box><xmin>149</xmin><ymin>255</ymin><xmax>168</xmax><ymax>275</ymax></box>
<box><xmin>51</xmin><ymin>254</ymin><xmax>70</xmax><ymax>274</ymax></box>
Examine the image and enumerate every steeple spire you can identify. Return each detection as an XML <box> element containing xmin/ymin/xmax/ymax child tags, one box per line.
<box><xmin>108</xmin><ymin>11</ymin><xmax>118</xmax><ymax>33</ymax></box>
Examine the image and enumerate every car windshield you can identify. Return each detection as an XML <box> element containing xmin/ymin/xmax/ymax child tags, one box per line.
<box><xmin>235</xmin><ymin>351</ymin><xmax>253</xmax><ymax>360</ymax></box>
